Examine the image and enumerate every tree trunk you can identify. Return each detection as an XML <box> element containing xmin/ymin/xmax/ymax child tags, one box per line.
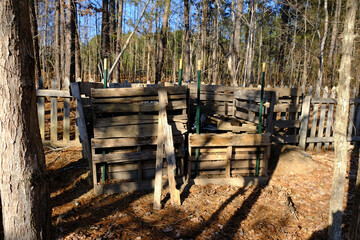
<box><xmin>0</xmin><ymin>0</ymin><xmax>52</xmax><ymax>238</ymax></box>
<box><xmin>74</xmin><ymin>1</ymin><xmax>81</xmax><ymax>81</ymax></box>
<box><xmin>101</xmin><ymin>0</ymin><xmax>110</xmax><ymax>60</ymax></box>
<box><xmin>65</xmin><ymin>0</ymin><xmax>75</xmax><ymax>82</ymax></box>
<box><xmin>201</xmin><ymin>0</ymin><xmax>208</xmax><ymax>79</ymax></box>
<box><xmin>317</xmin><ymin>0</ymin><xmax>329</xmax><ymax>87</ymax></box>
<box><xmin>328</xmin><ymin>0</ymin><xmax>341</xmax><ymax>85</ymax></box>
<box><xmin>114</xmin><ymin>0</ymin><xmax>124</xmax><ymax>83</ymax></box>
<box><xmin>109</xmin><ymin>0</ymin><xmax>116</xmax><ymax>55</ymax></box>
<box><xmin>155</xmin><ymin>0</ymin><xmax>171</xmax><ymax>84</ymax></box>
<box><xmin>328</xmin><ymin>0</ymin><xmax>358</xmax><ymax>239</ymax></box>
<box><xmin>183</xmin><ymin>0</ymin><xmax>191</xmax><ymax>82</ymax></box>
<box><xmin>54</xmin><ymin>0</ymin><xmax>61</xmax><ymax>87</ymax></box>
<box><xmin>29</xmin><ymin>0</ymin><xmax>41</xmax><ymax>85</ymax></box>
<box><xmin>212</xmin><ymin>0</ymin><xmax>219</xmax><ymax>84</ymax></box>
<box><xmin>60</xmin><ymin>0</ymin><xmax>66</xmax><ymax>84</ymax></box>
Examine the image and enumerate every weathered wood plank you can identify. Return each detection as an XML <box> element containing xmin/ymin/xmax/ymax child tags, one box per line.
<box><xmin>309</xmin><ymin>87</ymin><xmax>321</xmax><ymax>151</ymax></box>
<box><xmin>325</xmin><ymin>89</ymin><xmax>335</xmax><ymax>149</ymax></box>
<box><xmin>164</xmin><ymin>124</ymin><xmax>181</xmax><ymax>207</ymax></box>
<box><xmin>189</xmin><ymin>133</ymin><xmax>270</xmax><ymax>147</ymax></box>
<box><xmin>273</xmin><ymin>120</ymin><xmax>300</xmax><ymax>128</ymax></box>
<box><xmin>316</xmin><ymin>89</ymin><xmax>328</xmax><ymax>151</ymax></box>
<box><xmin>226</xmin><ymin>146</ymin><xmax>232</xmax><ymax>178</ymax></box>
<box><xmin>347</xmin><ymin>88</ymin><xmax>357</xmax><ymax>141</ymax></box>
<box><xmin>63</xmin><ymin>78</ymin><xmax>71</xmax><ymax>141</ymax></box>
<box><xmin>154</xmin><ymin>90</ymin><xmax>167</xmax><ymax>210</ymax></box>
<box><xmin>92</xmin><ymin>94</ymin><xmax>187</xmax><ymax>103</ymax></box>
<box><xmin>234</xmin><ymin>90</ymin><xmax>274</xmax><ymax>102</ymax></box>
<box><xmin>190</xmin><ymin>159</ymin><xmax>265</xmax><ymax>170</ymax></box>
<box><xmin>36</xmin><ymin>89</ymin><xmax>72</xmax><ymax>98</ymax></box>
<box><xmin>299</xmin><ymin>95</ymin><xmax>311</xmax><ymax>149</ymax></box>
<box><xmin>273</xmin><ymin>104</ymin><xmax>302</xmax><ymax>113</ymax></box>
<box><xmin>37</xmin><ymin>77</ymin><xmax>45</xmax><ymax>140</ymax></box>
<box><xmin>91</xmin><ymin>86</ymin><xmax>187</xmax><ymax>98</ymax></box>
<box><xmin>94</xmin><ymin>122</ymin><xmax>186</xmax><ymax>138</ymax></box>
<box><xmin>70</xmin><ymin>82</ymin><xmax>92</xmax><ymax>162</ymax></box>
<box><xmin>94</xmin><ymin>114</ymin><xmax>187</xmax><ymax>128</ymax></box>
<box><xmin>94</xmin><ymin>99</ymin><xmax>187</xmax><ymax>113</ymax></box>
<box><xmin>78</xmin><ymin>82</ymin><xmax>103</xmax><ymax>96</ymax></box>
<box><xmin>93</xmin><ymin>150</ymin><xmax>185</xmax><ymax>163</ymax></box>
<box><xmin>50</xmin><ymin>78</ymin><xmax>58</xmax><ymax>141</ymax></box>
<box><xmin>91</xmin><ymin>135</ymin><xmax>185</xmax><ymax>148</ymax></box>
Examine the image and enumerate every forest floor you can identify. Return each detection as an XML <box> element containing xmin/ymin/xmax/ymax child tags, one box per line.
<box><xmin>47</xmin><ymin>144</ymin><xmax>359</xmax><ymax>240</ymax></box>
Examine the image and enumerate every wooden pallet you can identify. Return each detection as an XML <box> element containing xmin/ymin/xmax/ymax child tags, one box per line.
<box><xmin>188</xmin><ymin>133</ymin><xmax>271</xmax><ymax>180</ymax></box>
<box><xmin>91</xmin><ymin>86</ymin><xmax>188</xmax><ymax>193</ymax></box>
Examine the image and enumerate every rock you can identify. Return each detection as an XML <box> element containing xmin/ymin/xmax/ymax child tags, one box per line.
<box><xmin>272</xmin><ymin>145</ymin><xmax>318</xmax><ymax>176</ymax></box>
<box><xmin>162</xmin><ymin>227</ymin><xmax>173</xmax><ymax>233</ymax></box>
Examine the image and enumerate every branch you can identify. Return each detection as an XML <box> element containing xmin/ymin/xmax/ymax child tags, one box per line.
<box><xmin>107</xmin><ymin>0</ymin><xmax>150</xmax><ymax>81</ymax></box>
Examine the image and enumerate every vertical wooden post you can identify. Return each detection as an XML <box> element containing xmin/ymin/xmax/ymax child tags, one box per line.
<box><xmin>226</xmin><ymin>146</ymin><xmax>232</xmax><ymax>178</ymax></box>
<box><xmin>50</xmin><ymin>78</ymin><xmax>58</xmax><ymax>141</ymax></box>
<box><xmin>325</xmin><ymin>88</ymin><xmax>336</xmax><ymax>149</ymax></box>
<box><xmin>164</xmin><ymin>124</ymin><xmax>181</xmax><ymax>207</ymax></box>
<box><xmin>37</xmin><ymin>77</ymin><xmax>45</xmax><ymax>140</ymax></box>
<box><xmin>63</xmin><ymin>77</ymin><xmax>70</xmax><ymax>141</ymax></box>
<box><xmin>309</xmin><ymin>86</ymin><xmax>320</xmax><ymax>151</ymax></box>
<box><xmin>347</xmin><ymin>88</ymin><xmax>357</xmax><ymax>141</ymax></box>
<box><xmin>299</xmin><ymin>95</ymin><xmax>311</xmax><ymax>150</ymax></box>
<box><xmin>355</xmin><ymin>90</ymin><xmax>360</xmax><ymax>140</ymax></box>
<box><xmin>317</xmin><ymin>87</ymin><xmax>328</xmax><ymax>151</ymax></box>
<box><xmin>153</xmin><ymin>90</ymin><xmax>167</xmax><ymax>210</ymax></box>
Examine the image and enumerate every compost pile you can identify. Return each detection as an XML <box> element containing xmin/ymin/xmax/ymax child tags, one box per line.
<box><xmin>46</xmin><ymin>146</ymin><xmax>358</xmax><ymax>240</ymax></box>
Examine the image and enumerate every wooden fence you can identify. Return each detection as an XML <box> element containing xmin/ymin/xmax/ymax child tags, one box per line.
<box><xmin>37</xmin><ymin>81</ymin><xmax>360</xmax><ymax>152</ymax></box>
<box><xmin>36</xmin><ymin>78</ymin><xmax>102</xmax><ymax>148</ymax></box>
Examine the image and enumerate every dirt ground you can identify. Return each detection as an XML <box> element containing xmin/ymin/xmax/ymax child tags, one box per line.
<box><xmin>45</xmin><ymin>144</ymin><xmax>359</xmax><ymax>240</ymax></box>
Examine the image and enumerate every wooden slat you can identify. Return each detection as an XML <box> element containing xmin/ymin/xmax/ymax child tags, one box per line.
<box><xmin>94</xmin><ymin>99</ymin><xmax>187</xmax><ymax>113</ymax></box>
<box><xmin>94</xmin><ymin>122</ymin><xmax>186</xmax><ymax>138</ymax></box>
<box><xmin>271</xmin><ymin>135</ymin><xmax>299</xmax><ymax>144</ymax></box>
<box><xmin>309</xmin><ymin>87</ymin><xmax>320</xmax><ymax>151</ymax></box>
<box><xmin>78</xmin><ymin>82</ymin><xmax>103</xmax><ymax>96</ymax></box>
<box><xmin>189</xmin><ymin>133</ymin><xmax>270</xmax><ymax>147</ymax></box>
<box><xmin>234</xmin><ymin>90</ymin><xmax>274</xmax><ymax>102</ymax></box>
<box><xmin>93</xmin><ymin>149</ymin><xmax>185</xmax><ymax>163</ymax></box>
<box><xmin>189</xmin><ymin>93</ymin><xmax>234</xmax><ymax>102</ymax></box>
<box><xmin>190</xmin><ymin>152</ymin><xmax>263</xmax><ymax>161</ymax></box>
<box><xmin>190</xmin><ymin>159</ymin><xmax>265</xmax><ymax>170</ymax></box>
<box><xmin>186</xmin><ymin>84</ymin><xmax>236</xmax><ymax>92</ymax></box>
<box><xmin>92</xmin><ymin>94</ymin><xmax>186</xmax><ymax>103</ymax></box>
<box><xmin>37</xmin><ymin>77</ymin><xmax>45</xmax><ymax>140</ymax></box>
<box><xmin>325</xmin><ymin>89</ymin><xmax>335</xmax><ymax>149</ymax></box>
<box><xmin>50</xmin><ymin>78</ymin><xmax>58</xmax><ymax>141</ymax></box>
<box><xmin>154</xmin><ymin>90</ymin><xmax>167</xmax><ymax>210</ymax></box>
<box><xmin>164</xmin><ymin>123</ymin><xmax>181</xmax><ymax>207</ymax></box>
<box><xmin>91</xmin><ymin>86</ymin><xmax>187</xmax><ymax>98</ymax></box>
<box><xmin>347</xmin><ymin>88</ymin><xmax>357</xmax><ymax>141</ymax></box>
<box><xmin>63</xmin><ymin>77</ymin><xmax>71</xmax><ymax>141</ymax></box>
<box><xmin>94</xmin><ymin>114</ymin><xmax>187</xmax><ymax>128</ymax></box>
<box><xmin>36</xmin><ymin>89</ymin><xmax>72</xmax><ymax>98</ymax></box>
<box><xmin>274</xmin><ymin>120</ymin><xmax>300</xmax><ymax>128</ymax></box>
<box><xmin>226</xmin><ymin>146</ymin><xmax>232</xmax><ymax>178</ymax></box>
<box><xmin>299</xmin><ymin>96</ymin><xmax>311</xmax><ymax>149</ymax></box>
<box><xmin>91</xmin><ymin>135</ymin><xmax>185</xmax><ymax>148</ymax></box>
<box><xmin>316</xmin><ymin>90</ymin><xmax>328</xmax><ymax>151</ymax></box>
<box><xmin>71</xmin><ymin>82</ymin><xmax>92</xmax><ymax>162</ymax></box>
<box><xmin>273</xmin><ymin>104</ymin><xmax>302</xmax><ymax>113</ymax></box>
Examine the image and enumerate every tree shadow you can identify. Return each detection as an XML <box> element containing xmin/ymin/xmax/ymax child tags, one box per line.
<box><xmin>308</xmin><ymin>144</ymin><xmax>360</xmax><ymax>239</ymax></box>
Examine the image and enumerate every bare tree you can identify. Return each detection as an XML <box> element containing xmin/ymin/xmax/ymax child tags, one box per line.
<box><xmin>0</xmin><ymin>0</ymin><xmax>52</xmax><ymax>238</ymax></box>
<box><xmin>183</xmin><ymin>0</ymin><xmax>191</xmax><ymax>82</ymax></box>
<box><xmin>328</xmin><ymin>0</ymin><xmax>358</xmax><ymax>239</ymax></box>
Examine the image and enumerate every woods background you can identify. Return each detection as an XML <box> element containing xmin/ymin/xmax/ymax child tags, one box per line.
<box><xmin>35</xmin><ymin>0</ymin><xmax>360</xmax><ymax>89</ymax></box>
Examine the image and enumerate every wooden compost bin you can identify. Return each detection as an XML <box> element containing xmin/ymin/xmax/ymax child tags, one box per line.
<box><xmin>188</xmin><ymin>133</ymin><xmax>271</xmax><ymax>185</ymax></box>
<box><xmin>90</xmin><ymin>86</ymin><xmax>188</xmax><ymax>194</ymax></box>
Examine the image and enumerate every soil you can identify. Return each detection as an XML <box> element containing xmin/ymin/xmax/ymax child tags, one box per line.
<box><xmin>46</xmin><ymin>145</ymin><xmax>360</xmax><ymax>240</ymax></box>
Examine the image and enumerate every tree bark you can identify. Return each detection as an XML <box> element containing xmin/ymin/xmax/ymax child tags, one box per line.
<box><xmin>65</xmin><ymin>0</ymin><xmax>76</xmax><ymax>82</ymax></box>
<box><xmin>201</xmin><ymin>0</ymin><xmax>208</xmax><ymax>78</ymax></box>
<box><xmin>54</xmin><ymin>0</ymin><xmax>61</xmax><ymax>86</ymax></box>
<box><xmin>183</xmin><ymin>0</ymin><xmax>191</xmax><ymax>82</ymax></box>
<box><xmin>74</xmin><ymin>1</ymin><xmax>81</xmax><ymax>81</ymax></box>
<box><xmin>328</xmin><ymin>0</ymin><xmax>358</xmax><ymax>239</ymax></box>
<box><xmin>101</xmin><ymin>0</ymin><xmax>110</xmax><ymax>60</ymax></box>
<box><xmin>29</xmin><ymin>0</ymin><xmax>41</xmax><ymax>84</ymax></box>
<box><xmin>155</xmin><ymin>0</ymin><xmax>171</xmax><ymax>84</ymax></box>
<box><xmin>114</xmin><ymin>0</ymin><xmax>124</xmax><ymax>83</ymax></box>
<box><xmin>0</xmin><ymin>0</ymin><xmax>52</xmax><ymax>238</ymax></box>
